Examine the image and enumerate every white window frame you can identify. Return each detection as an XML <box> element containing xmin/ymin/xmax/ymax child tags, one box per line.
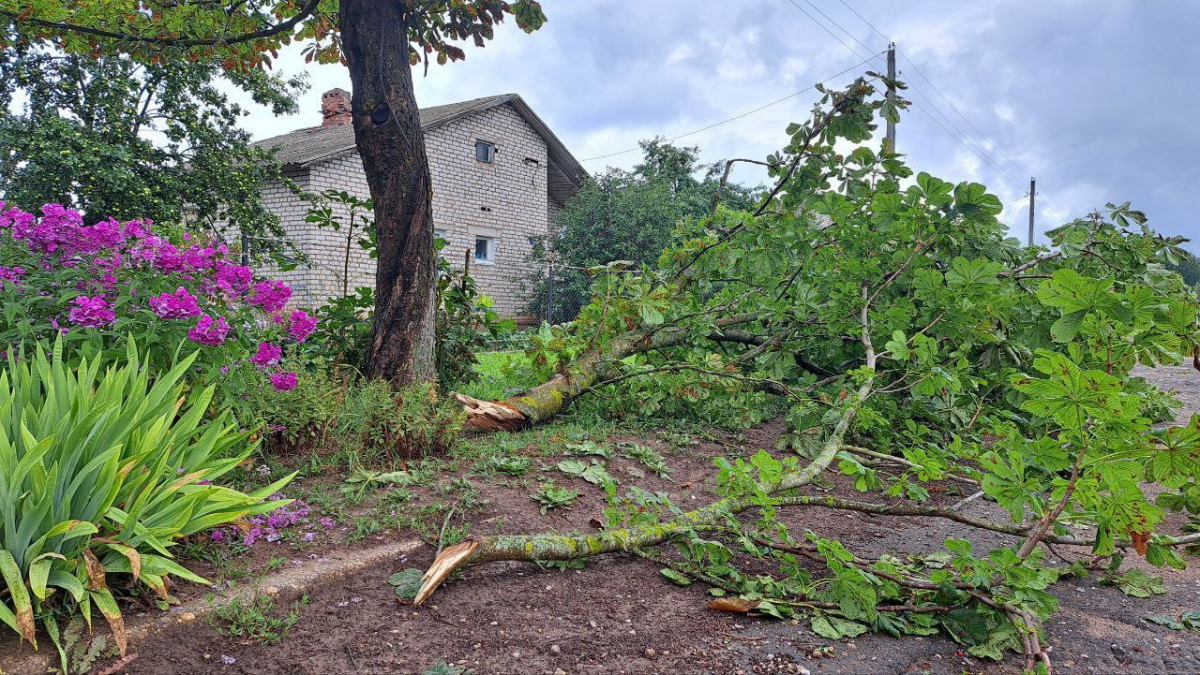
<box><xmin>434</xmin><ymin>229</ymin><xmax>448</xmax><ymax>259</ymax></box>
<box><xmin>474</xmin><ymin>235</ymin><xmax>496</xmax><ymax>265</ymax></box>
<box><xmin>475</xmin><ymin>140</ymin><xmax>495</xmax><ymax>164</ymax></box>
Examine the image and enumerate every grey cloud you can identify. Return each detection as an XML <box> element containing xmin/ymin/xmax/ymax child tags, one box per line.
<box><xmin>238</xmin><ymin>0</ymin><xmax>1200</xmax><ymax>247</ymax></box>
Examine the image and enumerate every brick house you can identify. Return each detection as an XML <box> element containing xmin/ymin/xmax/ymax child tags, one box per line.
<box><xmin>252</xmin><ymin>89</ymin><xmax>585</xmax><ymax>317</ymax></box>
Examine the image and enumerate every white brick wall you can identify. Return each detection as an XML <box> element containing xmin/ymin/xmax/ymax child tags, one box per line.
<box><xmin>260</xmin><ymin>103</ymin><xmax>554</xmax><ymax>317</ymax></box>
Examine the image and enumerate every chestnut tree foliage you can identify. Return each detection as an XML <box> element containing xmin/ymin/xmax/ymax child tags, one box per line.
<box><xmin>435</xmin><ymin>79</ymin><xmax>1200</xmax><ymax>673</ymax></box>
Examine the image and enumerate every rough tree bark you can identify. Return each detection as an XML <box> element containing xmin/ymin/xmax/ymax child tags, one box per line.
<box><xmin>340</xmin><ymin>0</ymin><xmax>437</xmax><ymax>385</ymax></box>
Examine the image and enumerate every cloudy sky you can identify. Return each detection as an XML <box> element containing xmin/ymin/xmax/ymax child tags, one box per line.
<box><xmin>236</xmin><ymin>1</ymin><xmax>1200</xmax><ymax>249</ymax></box>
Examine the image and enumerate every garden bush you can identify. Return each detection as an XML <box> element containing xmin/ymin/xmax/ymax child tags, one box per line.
<box><xmin>0</xmin><ymin>201</ymin><xmax>316</xmax><ymax>395</ymax></box>
<box><xmin>337</xmin><ymin>380</ymin><xmax>465</xmax><ymax>465</ymax></box>
<box><xmin>0</xmin><ymin>339</ymin><xmax>293</xmax><ymax>660</ymax></box>
<box><xmin>232</xmin><ymin>364</ymin><xmax>466</xmax><ymax>464</ymax></box>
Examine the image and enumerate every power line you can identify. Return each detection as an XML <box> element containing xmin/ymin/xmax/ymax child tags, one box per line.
<box><xmin>907</xmin><ymin>99</ymin><xmax>1025</xmax><ymax>192</ymax></box>
<box><xmin>783</xmin><ymin>0</ymin><xmax>874</xmax><ymax>62</ymax></box>
<box><xmin>579</xmin><ymin>52</ymin><xmax>884</xmax><ymax>163</ymax></box>
<box><xmin>896</xmin><ymin>48</ymin><xmax>1032</xmax><ymax>179</ymax></box>
<box><xmin>831</xmin><ymin>0</ymin><xmax>1033</xmax><ymax>186</ymax></box>
<box><xmin>792</xmin><ymin>0</ymin><xmax>879</xmax><ymax>55</ymax></box>
<box><xmin>904</xmin><ymin>81</ymin><xmax>1023</xmax><ymax>188</ymax></box>
<box><xmin>836</xmin><ymin>0</ymin><xmax>892</xmax><ymax>44</ymax></box>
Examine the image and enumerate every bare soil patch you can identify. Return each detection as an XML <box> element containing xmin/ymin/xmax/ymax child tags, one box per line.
<box><xmin>7</xmin><ymin>370</ymin><xmax>1200</xmax><ymax>675</ymax></box>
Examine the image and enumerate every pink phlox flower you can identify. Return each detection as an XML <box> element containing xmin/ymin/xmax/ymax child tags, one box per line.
<box><xmin>250</xmin><ymin>280</ymin><xmax>291</xmax><ymax>313</ymax></box>
<box><xmin>250</xmin><ymin>341</ymin><xmax>282</xmax><ymax>368</ymax></box>
<box><xmin>149</xmin><ymin>286</ymin><xmax>202</xmax><ymax>319</ymax></box>
<box><xmin>66</xmin><ymin>295</ymin><xmax>115</xmax><ymax>328</ymax></box>
<box><xmin>83</xmin><ymin>218</ymin><xmax>126</xmax><ymax>250</ymax></box>
<box><xmin>287</xmin><ymin>310</ymin><xmax>318</xmax><ymax>343</ymax></box>
<box><xmin>0</xmin><ymin>266</ymin><xmax>26</xmax><ymax>288</ymax></box>
<box><xmin>122</xmin><ymin>218</ymin><xmax>152</xmax><ymax>240</ymax></box>
<box><xmin>152</xmin><ymin>243</ymin><xmax>187</xmax><ymax>273</ymax></box>
<box><xmin>182</xmin><ymin>245</ymin><xmax>217</xmax><ymax>271</ymax></box>
<box><xmin>214</xmin><ymin>261</ymin><xmax>253</xmax><ymax>295</ymax></box>
<box><xmin>270</xmin><ymin>371</ymin><xmax>298</xmax><ymax>392</ymax></box>
<box><xmin>187</xmin><ymin>314</ymin><xmax>230</xmax><ymax>346</ymax></box>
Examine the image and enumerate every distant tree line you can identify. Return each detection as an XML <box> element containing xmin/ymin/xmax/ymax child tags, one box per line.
<box><xmin>532</xmin><ymin>138</ymin><xmax>761</xmax><ymax>321</ymax></box>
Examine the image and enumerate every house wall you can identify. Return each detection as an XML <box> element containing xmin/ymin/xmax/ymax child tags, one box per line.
<box><xmin>268</xmin><ymin>103</ymin><xmax>551</xmax><ymax>317</ymax></box>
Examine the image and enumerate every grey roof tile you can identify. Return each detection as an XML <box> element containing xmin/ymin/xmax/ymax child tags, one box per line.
<box><xmin>255</xmin><ymin>93</ymin><xmax>585</xmax><ymax>203</ymax></box>
<box><xmin>256</xmin><ymin>94</ymin><xmax>515</xmax><ymax>167</ymax></box>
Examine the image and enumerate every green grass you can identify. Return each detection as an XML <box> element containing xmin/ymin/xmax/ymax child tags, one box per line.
<box><xmin>213</xmin><ymin>595</ymin><xmax>307</xmax><ymax>644</ymax></box>
<box><xmin>457</xmin><ymin>350</ymin><xmax>546</xmax><ymax>400</ymax></box>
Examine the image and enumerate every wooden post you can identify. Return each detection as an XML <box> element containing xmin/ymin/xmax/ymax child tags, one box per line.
<box><xmin>885</xmin><ymin>42</ymin><xmax>896</xmax><ymax>153</ymax></box>
<box><xmin>1027</xmin><ymin>177</ymin><xmax>1036</xmax><ymax>247</ymax></box>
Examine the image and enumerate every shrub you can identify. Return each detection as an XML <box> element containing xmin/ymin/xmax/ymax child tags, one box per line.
<box><xmin>229</xmin><ymin>360</ymin><xmax>349</xmax><ymax>455</ymax></box>
<box><xmin>338</xmin><ymin>381</ymin><xmax>465</xmax><ymax>464</ymax></box>
<box><xmin>0</xmin><ymin>339</ymin><xmax>293</xmax><ymax>659</ymax></box>
<box><xmin>0</xmin><ymin>202</ymin><xmax>316</xmax><ymax>396</ymax></box>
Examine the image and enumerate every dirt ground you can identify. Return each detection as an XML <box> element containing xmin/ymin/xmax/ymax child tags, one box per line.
<box><xmin>7</xmin><ymin>368</ymin><xmax>1200</xmax><ymax>675</ymax></box>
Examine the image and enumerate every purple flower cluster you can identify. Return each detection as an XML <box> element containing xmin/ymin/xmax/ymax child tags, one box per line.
<box><xmin>251</xmin><ymin>280</ymin><xmax>292</xmax><ymax>313</ymax></box>
<box><xmin>270</xmin><ymin>371</ymin><xmax>298</xmax><ymax>392</ymax></box>
<box><xmin>67</xmin><ymin>295</ymin><xmax>116</xmax><ymax>328</ymax></box>
<box><xmin>187</xmin><ymin>315</ymin><xmax>230</xmax><ymax>346</ymax></box>
<box><xmin>149</xmin><ymin>287</ymin><xmax>202</xmax><ymax>320</ymax></box>
<box><xmin>288</xmin><ymin>310</ymin><xmax>318</xmax><ymax>343</ymax></box>
<box><xmin>209</xmin><ymin>494</ymin><xmax>314</xmax><ymax>547</ymax></box>
<box><xmin>214</xmin><ymin>260</ymin><xmax>253</xmax><ymax>295</ymax></box>
<box><xmin>251</xmin><ymin>341</ymin><xmax>283</xmax><ymax>368</ymax></box>
<box><xmin>0</xmin><ymin>201</ymin><xmax>319</xmax><ymax>394</ymax></box>
<box><xmin>0</xmin><ymin>265</ymin><xmax>25</xmax><ymax>288</ymax></box>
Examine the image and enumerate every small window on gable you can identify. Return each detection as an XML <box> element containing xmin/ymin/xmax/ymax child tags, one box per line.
<box><xmin>474</xmin><ymin>235</ymin><xmax>495</xmax><ymax>264</ymax></box>
<box><xmin>475</xmin><ymin>140</ymin><xmax>495</xmax><ymax>163</ymax></box>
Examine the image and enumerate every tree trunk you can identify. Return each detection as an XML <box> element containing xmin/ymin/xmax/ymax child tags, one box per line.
<box><xmin>340</xmin><ymin>0</ymin><xmax>437</xmax><ymax>385</ymax></box>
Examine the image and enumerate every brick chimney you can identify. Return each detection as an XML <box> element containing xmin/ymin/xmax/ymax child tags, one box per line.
<box><xmin>320</xmin><ymin>88</ymin><xmax>352</xmax><ymax>127</ymax></box>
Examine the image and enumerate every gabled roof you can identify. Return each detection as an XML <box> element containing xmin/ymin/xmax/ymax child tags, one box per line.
<box><xmin>256</xmin><ymin>93</ymin><xmax>585</xmax><ymax>204</ymax></box>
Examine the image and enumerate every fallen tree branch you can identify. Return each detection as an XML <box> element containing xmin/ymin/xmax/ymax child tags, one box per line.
<box><xmin>415</xmin><ymin>285</ymin><xmax>882</xmax><ymax>604</ymax></box>
<box><xmin>454</xmin><ymin>312</ymin><xmax>763</xmax><ymax>431</ymax></box>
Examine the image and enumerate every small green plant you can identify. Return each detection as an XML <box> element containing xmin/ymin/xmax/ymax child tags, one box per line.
<box><xmin>557</xmin><ymin>458</ymin><xmax>616</xmax><ymax>486</ymax></box>
<box><xmin>564</xmin><ymin>440</ymin><xmax>611</xmax><ymax>459</ymax></box>
<box><xmin>438</xmin><ymin>477</ymin><xmax>487</xmax><ymax>511</ymax></box>
<box><xmin>481</xmin><ymin>454</ymin><xmax>532</xmax><ymax>476</ymax></box>
<box><xmin>439</xmin><ymin>522</ymin><xmax>471</xmax><ymax>547</ymax></box>
<box><xmin>423</xmin><ymin>662</ymin><xmax>474</xmax><ymax>675</ymax></box>
<box><xmin>213</xmin><ymin>594</ymin><xmax>307</xmax><ymax>645</ymax></box>
<box><xmin>659</xmin><ymin>430</ymin><xmax>697</xmax><ymax>448</ymax></box>
<box><xmin>388</xmin><ymin>568</ymin><xmax>424</xmax><ymax>602</ymax></box>
<box><xmin>348</xmin><ymin>516</ymin><xmax>385</xmax><ymax>543</ymax></box>
<box><xmin>380</xmin><ymin>487</ymin><xmax>416</xmax><ymax>508</ymax></box>
<box><xmin>617</xmin><ymin>442</ymin><xmax>672</xmax><ymax>477</ymax></box>
<box><xmin>532</xmin><ymin>481</ymin><xmax>580</xmax><ymax>514</ymax></box>
<box><xmin>1145</xmin><ymin>611</ymin><xmax>1200</xmax><ymax>631</ymax></box>
<box><xmin>1105</xmin><ymin>569</ymin><xmax>1167</xmax><ymax>598</ymax></box>
<box><xmin>48</xmin><ymin>619</ymin><xmax>115</xmax><ymax>675</ymax></box>
<box><xmin>338</xmin><ymin>381</ymin><xmax>464</xmax><ymax>464</ymax></box>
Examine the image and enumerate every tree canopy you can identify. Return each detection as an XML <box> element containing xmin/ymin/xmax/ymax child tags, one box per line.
<box><xmin>0</xmin><ymin>46</ymin><xmax>307</xmax><ymax>251</ymax></box>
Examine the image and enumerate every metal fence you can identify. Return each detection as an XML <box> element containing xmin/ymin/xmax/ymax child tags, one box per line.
<box><xmin>530</xmin><ymin>264</ymin><xmax>593</xmax><ymax>326</ymax></box>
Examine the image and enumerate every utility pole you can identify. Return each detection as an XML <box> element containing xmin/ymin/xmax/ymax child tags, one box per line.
<box><xmin>885</xmin><ymin>42</ymin><xmax>896</xmax><ymax>153</ymax></box>
<box><xmin>1027</xmin><ymin>177</ymin><xmax>1036</xmax><ymax>247</ymax></box>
